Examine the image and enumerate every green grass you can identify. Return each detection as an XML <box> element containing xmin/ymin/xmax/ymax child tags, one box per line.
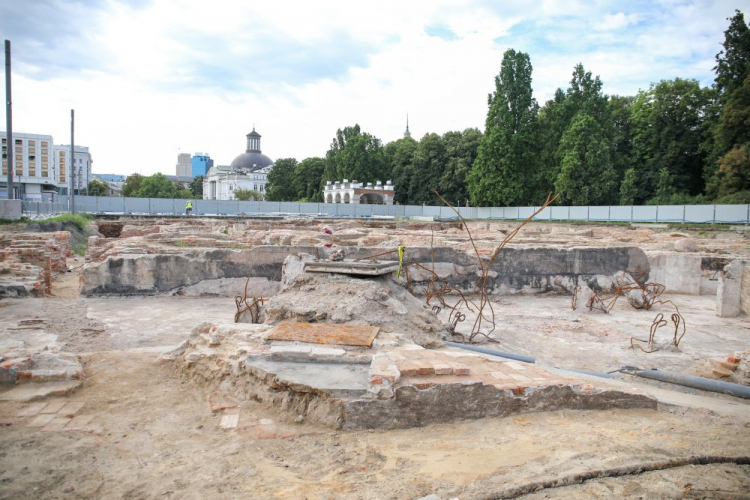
<box><xmin>35</xmin><ymin>213</ymin><xmax>93</xmax><ymax>231</ymax></box>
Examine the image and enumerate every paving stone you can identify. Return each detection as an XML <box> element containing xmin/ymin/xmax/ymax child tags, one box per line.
<box><xmin>58</xmin><ymin>402</ymin><xmax>85</xmax><ymax>417</ymax></box>
<box><xmin>16</xmin><ymin>403</ymin><xmax>48</xmax><ymax>417</ymax></box>
<box><xmin>42</xmin><ymin>418</ymin><xmax>72</xmax><ymax>432</ymax></box>
<box><xmin>27</xmin><ymin>414</ymin><xmax>57</xmax><ymax>428</ymax></box>
<box><xmin>64</xmin><ymin>415</ymin><xmax>94</xmax><ymax>431</ymax></box>
<box><xmin>220</xmin><ymin>413</ymin><xmax>239</xmax><ymax>429</ymax></box>
<box><xmin>39</xmin><ymin>401</ymin><xmax>67</xmax><ymax>414</ymax></box>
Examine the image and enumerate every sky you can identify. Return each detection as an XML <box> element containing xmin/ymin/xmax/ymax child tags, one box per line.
<box><xmin>0</xmin><ymin>0</ymin><xmax>744</xmax><ymax>176</ymax></box>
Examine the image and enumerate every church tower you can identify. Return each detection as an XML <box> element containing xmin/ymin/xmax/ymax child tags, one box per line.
<box><xmin>403</xmin><ymin>114</ymin><xmax>411</xmax><ymax>138</ymax></box>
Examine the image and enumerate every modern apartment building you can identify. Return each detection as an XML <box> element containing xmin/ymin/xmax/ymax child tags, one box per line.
<box><xmin>54</xmin><ymin>145</ymin><xmax>93</xmax><ymax>195</ymax></box>
<box><xmin>1</xmin><ymin>132</ymin><xmax>59</xmax><ymax>200</ymax></box>
<box><xmin>176</xmin><ymin>153</ymin><xmax>192</xmax><ymax>177</ymax></box>
<box><xmin>1</xmin><ymin>132</ymin><xmax>94</xmax><ymax>199</ymax></box>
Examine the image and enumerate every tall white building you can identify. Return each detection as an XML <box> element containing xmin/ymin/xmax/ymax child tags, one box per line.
<box><xmin>176</xmin><ymin>153</ymin><xmax>191</xmax><ymax>177</ymax></box>
<box><xmin>1</xmin><ymin>132</ymin><xmax>59</xmax><ymax>200</ymax></box>
<box><xmin>54</xmin><ymin>145</ymin><xmax>93</xmax><ymax>195</ymax></box>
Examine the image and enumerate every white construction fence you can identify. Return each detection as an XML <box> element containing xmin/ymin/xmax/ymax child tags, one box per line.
<box><xmin>18</xmin><ymin>196</ymin><xmax>750</xmax><ymax>224</ymax></box>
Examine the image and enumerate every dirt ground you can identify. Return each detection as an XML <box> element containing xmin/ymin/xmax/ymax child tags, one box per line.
<box><xmin>1</xmin><ymin>260</ymin><xmax>749</xmax><ymax>499</ymax></box>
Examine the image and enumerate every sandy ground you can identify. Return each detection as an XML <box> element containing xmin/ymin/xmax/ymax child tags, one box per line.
<box><xmin>0</xmin><ymin>269</ymin><xmax>749</xmax><ymax>499</ymax></box>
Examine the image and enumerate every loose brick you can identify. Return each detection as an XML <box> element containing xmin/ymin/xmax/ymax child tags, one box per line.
<box><xmin>432</xmin><ymin>362</ymin><xmax>453</xmax><ymax>375</ymax></box>
<box><xmin>452</xmin><ymin>363</ymin><xmax>471</xmax><ymax>376</ymax></box>
<box><xmin>710</xmin><ymin>358</ymin><xmax>739</xmax><ymax>371</ymax></box>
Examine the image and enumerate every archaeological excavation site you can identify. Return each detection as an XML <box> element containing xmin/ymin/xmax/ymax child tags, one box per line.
<box><xmin>1</xmin><ymin>213</ymin><xmax>749</xmax><ymax>499</ymax></box>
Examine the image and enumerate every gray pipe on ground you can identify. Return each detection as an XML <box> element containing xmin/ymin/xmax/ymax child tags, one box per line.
<box><xmin>443</xmin><ymin>341</ymin><xmax>535</xmax><ymax>364</ymax></box>
<box><xmin>627</xmin><ymin>368</ymin><xmax>750</xmax><ymax>399</ymax></box>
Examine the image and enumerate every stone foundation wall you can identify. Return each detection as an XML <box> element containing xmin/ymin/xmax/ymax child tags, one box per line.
<box><xmin>0</xmin><ymin>232</ymin><xmax>72</xmax><ymax>297</ymax></box>
<box><xmin>83</xmin><ymin>245</ymin><xmax>649</xmax><ymax>297</ymax></box>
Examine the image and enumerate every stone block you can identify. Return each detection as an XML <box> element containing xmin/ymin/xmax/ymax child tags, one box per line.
<box><xmin>717</xmin><ymin>260</ymin><xmax>745</xmax><ymax>317</ymax></box>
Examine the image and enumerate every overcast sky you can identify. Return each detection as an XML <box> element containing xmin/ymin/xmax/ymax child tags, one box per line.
<box><xmin>0</xmin><ymin>0</ymin><xmax>742</xmax><ymax>176</ymax></box>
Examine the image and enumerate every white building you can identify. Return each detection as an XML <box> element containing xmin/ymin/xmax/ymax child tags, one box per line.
<box><xmin>204</xmin><ymin>129</ymin><xmax>273</xmax><ymax>201</ymax></box>
<box><xmin>1</xmin><ymin>132</ymin><xmax>60</xmax><ymax>200</ymax></box>
<box><xmin>324</xmin><ymin>179</ymin><xmax>394</xmax><ymax>204</ymax></box>
<box><xmin>176</xmin><ymin>153</ymin><xmax>192</xmax><ymax>177</ymax></box>
<box><xmin>54</xmin><ymin>145</ymin><xmax>92</xmax><ymax>195</ymax></box>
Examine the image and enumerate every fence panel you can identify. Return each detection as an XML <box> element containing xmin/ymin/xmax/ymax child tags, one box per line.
<box><xmin>684</xmin><ymin>205</ymin><xmax>713</xmax><ymax>223</ymax></box>
<box><xmin>336</xmin><ymin>204</ymin><xmax>356</xmax><ymax>217</ymax></box>
<box><xmin>632</xmin><ymin>205</ymin><xmax>657</xmax><ymax>222</ymax></box>
<box><xmin>656</xmin><ymin>205</ymin><xmax>684</xmax><ymax>223</ymax></box>
<box><xmin>278</xmin><ymin>202</ymin><xmax>300</xmax><ymax>213</ymax></box>
<box><xmin>609</xmin><ymin>206</ymin><xmax>631</xmax><ymax>222</ymax></box>
<box><xmin>421</xmin><ymin>206</ymin><xmax>441</xmax><ymax>217</ymax></box>
<box><xmin>715</xmin><ymin>204</ymin><xmax>750</xmax><ymax>223</ymax></box>
<box><xmin>587</xmin><ymin>206</ymin><xmax>609</xmax><ymax>221</ymax></box>
<box><xmin>550</xmin><ymin>206</ymin><xmax>569</xmax><ymax>220</ymax></box>
<box><xmin>149</xmin><ymin>198</ymin><xmax>173</xmax><ymax>214</ymax></box>
<box><xmin>457</xmin><ymin>206</ymin><xmax>477</xmax><ymax>219</ymax></box>
<box><xmin>299</xmin><ymin>202</ymin><xmax>319</xmax><ymax>214</ymax></box>
<box><xmin>517</xmin><ymin>207</ymin><xmax>535</xmax><ymax>219</ymax></box>
<box><xmin>534</xmin><ymin>206</ymin><xmax>552</xmax><ymax>220</ymax></box>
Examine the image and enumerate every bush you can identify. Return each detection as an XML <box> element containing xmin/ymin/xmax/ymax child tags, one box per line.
<box><xmin>714</xmin><ymin>190</ymin><xmax>750</xmax><ymax>204</ymax></box>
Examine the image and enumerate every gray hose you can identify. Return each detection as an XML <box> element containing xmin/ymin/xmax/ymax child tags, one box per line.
<box><xmin>625</xmin><ymin>368</ymin><xmax>750</xmax><ymax>399</ymax></box>
<box><xmin>443</xmin><ymin>341</ymin><xmax>535</xmax><ymax>364</ymax></box>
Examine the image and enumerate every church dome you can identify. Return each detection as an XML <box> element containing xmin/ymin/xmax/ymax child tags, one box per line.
<box><xmin>230</xmin><ymin>127</ymin><xmax>273</xmax><ymax>171</ymax></box>
<box><xmin>230</xmin><ymin>152</ymin><xmax>273</xmax><ymax>170</ymax></box>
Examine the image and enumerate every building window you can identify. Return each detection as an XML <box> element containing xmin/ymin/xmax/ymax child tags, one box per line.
<box><xmin>41</xmin><ymin>149</ymin><xmax>48</xmax><ymax>155</ymax></box>
<box><xmin>41</xmin><ymin>141</ymin><xmax>48</xmax><ymax>147</ymax></box>
<box><xmin>29</xmin><ymin>170</ymin><xmax>36</xmax><ymax>176</ymax></box>
<box><xmin>42</xmin><ymin>171</ymin><xmax>48</xmax><ymax>178</ymax></box>
<box><xmin>60</xmin><ymin>151</ymin><xmax>65</xmax><ymax>157</ymax></box>
<box><xmin>15</xmin><ymin>146</ymin><xmax>22</xmax><ymax>154</ymax></box>
<box><xmin>14</xmin><ymin>139</ymin><xmax>21</xmax><ymax>145</ymax></box>
<box><xmin>28</xmin><ymin>140</ymin><xmax>36</xmax><ymax>146</ymax></box>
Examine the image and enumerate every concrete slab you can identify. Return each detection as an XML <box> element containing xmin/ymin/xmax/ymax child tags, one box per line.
<box><xmin>245</xmin><ymin>359</ymin><xmax>370</xmax><ymax>398</ymax></box>
<box><xmin>304</xmin><ymin>260</ymin><xmax>400</xmax><ymax>276</ymax></box>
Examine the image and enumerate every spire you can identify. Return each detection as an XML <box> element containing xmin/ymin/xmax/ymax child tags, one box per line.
<box><xmin>404</xmin><ymin>113</ymin><xmax>411</xmax><ymax>138</ymax></box>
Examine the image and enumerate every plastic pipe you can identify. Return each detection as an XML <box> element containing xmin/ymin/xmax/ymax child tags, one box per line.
<box><xmin>443</xmin><ymin>341</ymin><xmax>535</xmax><ymax>364</ymax></box>
<box><xmin>629</xmin><ymin>368</ymin><xmax>750</xmax><ymax>399</ymax></box>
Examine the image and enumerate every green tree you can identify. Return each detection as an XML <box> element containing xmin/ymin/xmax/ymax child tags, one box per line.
<box><xmin>537</xmin><ymin>64</ymin><xmax>612</xmax><ymax>197</ymax></box>
<box><xmin>175</xmin><ymin>189</ymin><xmax>193</xmax><ymax>199</ymax></box>
<box><xmin>384</xmin><ymin>137</ymin><xmax>417</xmax><ymax>204</ymax></box>
<box><xmin>651</xmin><ymin>167</ymin><xmax>675</xmax><ymax>204</ymax></box>
<box><xmin>714</xmin><ymin>10</ymin><xmax>750</xmax><ymax>101</ymax></box>
<box><xmin>87</xmin><ymin>179</ymin><xmax>108</xmax><ymax>196</ymax></box>
<box><xmin>708</xmin><ymin>143</ymin><xmax>750</xmax><ymax>198</ymax></box>
<box><xmin>630</xmin><ymin>79</ymin><xmax>710</xmax><ymax>199</ymax></box>
<box><xmin>608</xmin><ymin>95</ymin><xmax>635</xmax><ymax>178</ymax></box>
<box><xmin>265</xmin><ymin>158</ymin><xmax>299</xmax><ymax>201</ymax></box>
<box><xmin>324</xmin><ymin>125</ymin><xmax>388</xmax><ymax>184</ymax></box>
<box><xmin>619</xmin><ymin>168</ymin><xmax>637</xmax><ymax>205</ymax></box>
<box><xmin>468</xmin><ymin>49</ymin><xmax>540</xmax><ymax>206</ymax></box>
<box><xmin>439</xmin><ymin>128</ymin><xmax>482</xmax><ymax>206</ymax></box>
<box><xmin>293</xmin><ymin>157</ymin><xmax>326</xmax><ymax>202</ymax></box>
<box><xmin>122</xmin><ymin>173</ymin><xmax>143</xmax><ymax>197</ymax></box>
<box><xmin>234</xmin><ymin>189</ymin><xmax>263</xmax><ymax>201</ymax></box>
<box><xmin>408</xmin><ymin>133</ymin><xmax>447</xmax><ymax>205</ymax></box>
<box><xmin>135</xmin><ymin>173</ymin><xmax>177</xmax><ymax>198</ymax></box>
<box><xmin>189</xmin><ymin>176</ymin><xmax>204</xmax><ymax>197</ymax></box>
<box><xmin>554</xmin><ymin>112</ymin><xmax>616</xmax><ymax>205</ymax></box>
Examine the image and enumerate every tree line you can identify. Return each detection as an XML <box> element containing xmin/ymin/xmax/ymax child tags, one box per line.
<box><xmin>266</xmin><ymin>10</ymin><xmax>750</xmax><ymax>207</ymax></box>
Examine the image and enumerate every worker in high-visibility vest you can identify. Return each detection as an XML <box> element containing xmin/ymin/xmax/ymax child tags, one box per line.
<box><xmin>186</xmin><ymin>200</ymin><xmax>193</xmax><ymax>216</ymax></box>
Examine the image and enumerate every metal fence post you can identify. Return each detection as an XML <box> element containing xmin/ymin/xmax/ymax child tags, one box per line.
<box><xmin>682</xmin><ymin>205</ymin><xmax>686</xmax><ymax>223</ymax></box>
<box><xmin>631</xmin><ymin>205</ymin><xmax>633</xmax><ymax>222</ymax></box>
<box><xmin>587</xmin><ymin>206</ymin><xmax>590</xmax><ymax>221</ymax></box>
<box><xmin>656</xmin><ymin>205</ymin><xmax>659</xmax><ymax>222</ymax></box>
<box><xmin>713</xmin><ymin>205</ymin><xmax>716</xmax><ymax>223</ymax></box>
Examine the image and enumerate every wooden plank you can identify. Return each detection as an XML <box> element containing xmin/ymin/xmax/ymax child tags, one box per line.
<box><xmin>267</xmin><ymin>321</ymin><xmax>379</xmax><ymax>347</ymax></box>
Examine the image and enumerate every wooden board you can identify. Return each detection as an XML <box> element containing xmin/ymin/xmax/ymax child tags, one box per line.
<box><xmin>267</xmin><ymin>321</ymin><xmax>379</xmax><ymax>347</ymax></box>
